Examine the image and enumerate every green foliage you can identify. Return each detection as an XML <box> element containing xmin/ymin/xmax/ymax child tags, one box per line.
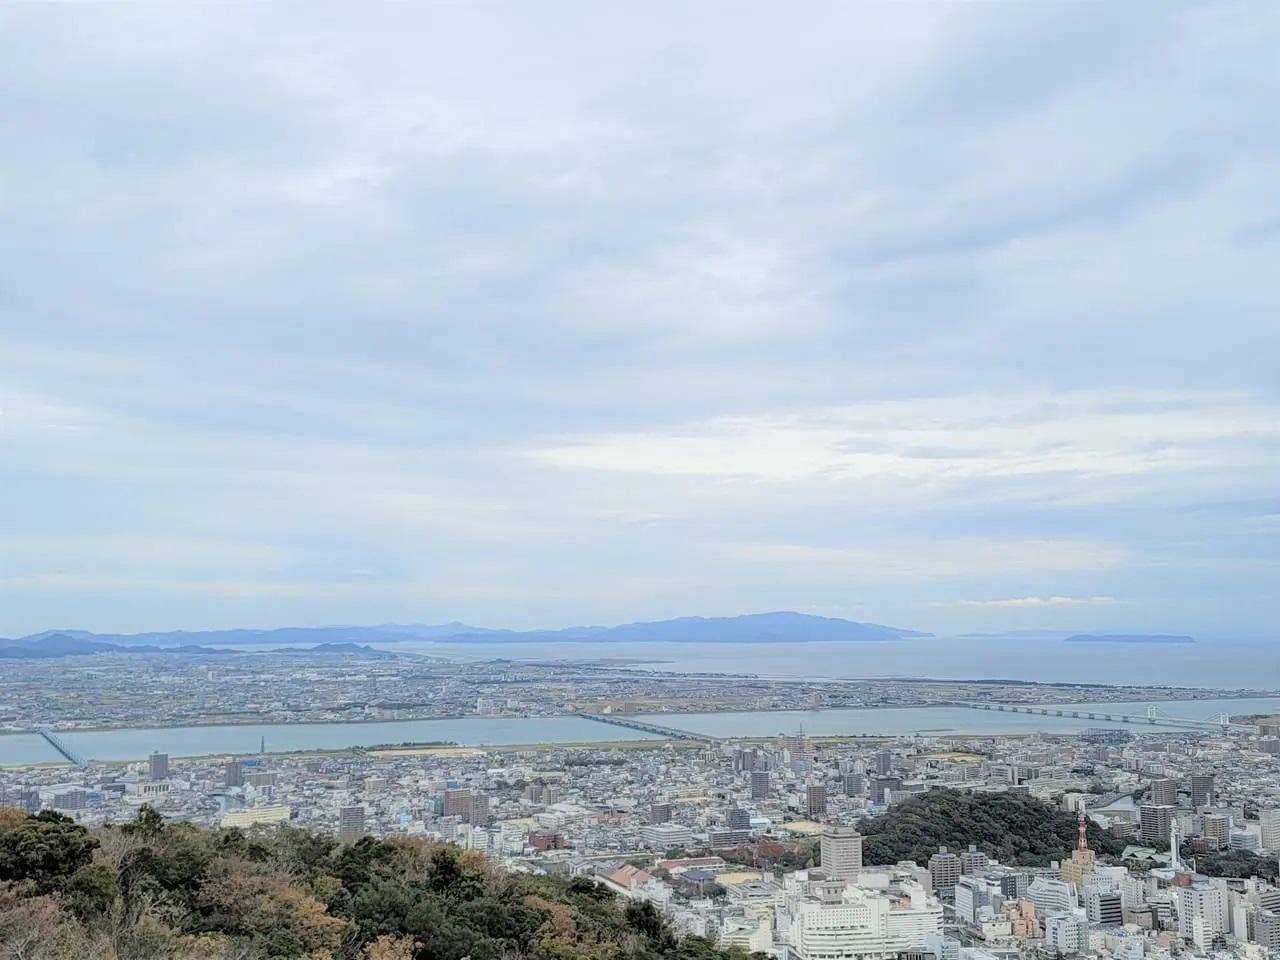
<box><xmin>1193</xmin><ymin>847</ymin><xmax>1279</xmax><ymax>881</ymax></box>
<box><xmin>0</xmin><ymin>806</ymin><xmax>752</xmax><ymax>960</ymax></box>
<box><xmin>859</xmin><ymin>788</ymin><xmax>1125</xmax><ymax>867</ymax></box>
<box><xmin>0</xmin><ymin>810</ymin><xmax>100</xmax><ymax>892</ymax></box>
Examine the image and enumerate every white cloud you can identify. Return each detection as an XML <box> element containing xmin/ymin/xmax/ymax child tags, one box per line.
<box><xmin>527</xmin><ymin>390</ymin><xmax>1279</xmax><ymax>499</ymax></box>
<box><xmin>951</xmin><ymin>596</ymin><xmax>1122</xmax><ymax>608</ymax></box>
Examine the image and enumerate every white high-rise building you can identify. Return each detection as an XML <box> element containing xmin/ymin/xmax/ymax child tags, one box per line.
<box><xmin>820</xmin><ymin>826</ymin><xmax>864</xmax><ymax>880</ymax></box>
<box><xmin>1260</xmin><ymin>809</ymin><xmax>1280</xmax><ymax>852</ymax></box>
<box><xmin>1044</xmin><ymin>910</ymin><xmax>1090</xmax><ymax>954</ymax></box>
<box><xmin>788</xmin><ymin>881</ymin><xmax>942</xmax><ymax>960</ymax></box>
<box><xmin>1176</xmin><ymin>880</ymin><xmax>1229</xmax><ymax>949</ymax></box>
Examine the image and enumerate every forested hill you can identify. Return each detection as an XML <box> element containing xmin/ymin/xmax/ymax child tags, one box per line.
<box><xmin>0</xmin><ymin>807</ymin><xmax>754</xmax><ymax>960</ymax></box>
<box><xmin>860</xmin><ymin>789</ymin><xmax>1125</xmax><ymax>866</ymax></box>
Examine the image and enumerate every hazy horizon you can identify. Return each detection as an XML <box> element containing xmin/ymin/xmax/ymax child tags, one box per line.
<box><xmin>3</xmin><ymin>2</ymin><xmax>1277</xmax><ymax>638</ymax></box>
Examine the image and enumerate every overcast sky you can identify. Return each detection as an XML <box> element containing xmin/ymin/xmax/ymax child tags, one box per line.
<box><xmin>2</xmin><ymin>2</ymin><xmax>1278</xmax><ymax>638</ymax></box>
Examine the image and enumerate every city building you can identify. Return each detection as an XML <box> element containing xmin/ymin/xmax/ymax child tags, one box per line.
<box><xmin>928</xmin><ymin>848</ymin><xmax>961</xmax><ymax>895</ymax></box>
<box><xmin>1190</xmin><ymin>774</ymin><xmax>1216</xmax><ymax>808</ymax></box>
<box><xmin>788</xmin><ymin>878</ymin><xmax>942</xmax><ymax>960</ymax></box>
<box><xmin>338</xmin><ymin>804</ymin><xmax>366</xmax><ymax>840</ymax></box>
<box><xmin>820</xmin><ymin>825</ymin><xmax>863</xmax><ymax>880</ymax></box>
<box><xmin>148</xmin><ymin>751</ymin><xmax>169</xmax><ymax>781</ymax></box>
<box><xmin>1139</xmin><ymin>803</ymin><xmax>1175</xmax><ymax>845</ymax></box>
<box><xmin>806</xmin><ymin>783</ymin><xmax>828</xmax><ymax>819</ymax></box>
<box><xmin>1147</xmin><ymin>777</ymin><xmax>1178</xmax><ymax>806</ymax></box>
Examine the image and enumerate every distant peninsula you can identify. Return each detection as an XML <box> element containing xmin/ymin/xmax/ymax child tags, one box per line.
<box><xmin>1063</xmin><ymin>633</ymin><xmax>1195</xmax><ymax>644</ymax></box>
<box><xmin>8</xmin><ymin>611</ymin><xmax>933</xmax><ymax>655</ymax></box>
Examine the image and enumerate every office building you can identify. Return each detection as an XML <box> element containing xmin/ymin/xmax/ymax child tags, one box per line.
<box><xmin>844</xmin><ymin>773</ymin><xmax>867</xmax><ymax>798</ymax></box>
<box><xmin>221</xmin><ymin>805</ymin><xmax>290</xmax><ymax>829</ymax></box>
<box><xmin>751</xmin><ymin>770</ymin><xmax>771</xmax><ymax>800</ymax></box>
<box><xmin>1028</xmin><ymin>876</ymin><xmax>1077</xmax><ymax>917</ymax></box>
<box><xmin>954</xmin><ymin>876</ymin><xmax>1001</xmax><ymax>925</ymax></box>
<box><xmin>874</xmin><ymin>750</ymin><xmax>892</xmax><ymax>775</ymax></box>
<box><xmin>870</xmin><ymin>776</ymin><xmax>902</xmax><ymax>804</ymax></box>
<box><xmin>1044</xmin><ymin>911</ymin><xmax>1090</xmax><ymax>954</ymax></box>
<box><xmin>1254</xmin><ymin>910</ymin><xmax>1280</xmax><ymax>950</ymax></box>
<box><xmin>820</xmin><ymin>825</ymin><xmax>863</xmax><ymax>880</ymax></box>
<box><xmin>640</xmin><ymin>822</ymin><xmax>693</xmax><ymax>849</ymax></box>
<box><xmin>788</xmin><ymin>881</ymin><xmax>942</xmax><ymax>960</ymax></box>
<box><xmin>727</xmin><ymin>807</ymin><xmax>752</xmax><ymax>832</ymax></box>
<box><xmin>148</xmin><ymin>751</ymin><xmax>169</xmax><ymax>781</ymax></box>
<box><xmin>1190</xmin><ymin>774</ymin><xmax>1215</xmax><ymax>808</ymax></box>
<box><xmin>1175</xmin><ymin>879</ymin><xmax>1229</xmax><ymax>949</ymax></box>
<box><xmin>338</xmin><ymin>805</ymin><xmax>366</xmax><ymax>840</ymax></box>
<box><xmin>1087</xmin><ymin>890</ymin><xmax>1124</xmax><ymax>926</ymax></box>
<box><xmin>649</xmin><ymin>801</ymin><xmax>673</xmax><ymax>824</ymax></box>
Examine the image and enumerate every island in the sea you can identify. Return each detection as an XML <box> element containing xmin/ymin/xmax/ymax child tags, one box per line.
<box><xmin>1063</xmin><ymin>634</ymin><xmax>1195</xmax><ymax>644</ymax></box>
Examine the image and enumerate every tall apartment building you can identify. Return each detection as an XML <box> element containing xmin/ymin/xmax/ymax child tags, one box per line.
<box><xmin>1203</xmin><ymin>813</ymin><xmax>1230</xmax><ymax>845</ymax></box>
<box><xmin>649</xmin><ymin>801</ymin><xmax>673</xmax><ymax>824</ymax></box>
<box><xmin>806</xmin><ymin>783</ymin><xmax>828</xmax><ymax>819</ymax></box>
<box><xmin>928</xmin><ymin>848</ymin><xmax>962</xmax><ymax>895</ymax></box>
<box><xmin>1148</xmin><ymin>778</ymin><xmax>1178</xmax><ymax>806</ymax></box>
<box><xmin>819</xmin><ymin>825</ymin><xmax>863</xmax><ymax>880</ymax></box>
<box><xmin>223</xmin><ymin>759</ymin><xmax>244</xmax><ymax>788</ymax></box>
<box><xmin>338</xmin><ymin>805</ymin><xmax>366</xmax><ymax>840</ymax></box>
<box><xmin>1190</xmin><ymin>774</ymin><xmax>1216</xmax><ymax>808</ymax></box>
<box><xmin>1175</xmin><ymin>880</ymin><xmax>1229</xmax><ymax>949</ymax></box>
<box><xmin>959</xmin><ymin>844</ymin><xmax>989</xmax><ymax>875</ymax></box>
<box><xmin>874</xmin><ymin>750</ymin><xmax>893</xmax><ymax>775</ymax></box>
<box><xmin>751</xmin><ymin>770</ymin><xmax>771</xmax><ymax>800</ymax></box>
<box><xmin>148</xmin><ymin>751</ymin><xmax>169</xmax><ymax>781</ymax></box>
<box><xmin>1139</xmin><ymin>804</ymin><xmax>1175</xmax><ymax>845</ymax></box>
<box><xmin>1260</xmin><ymin>809</ymin><xmax>1280</xmax><ymax>852</ymax></box>
<box><xmin>443</xmin><ymin>787</ymin><xmax>473</xmax><ymax>821</ymax></box>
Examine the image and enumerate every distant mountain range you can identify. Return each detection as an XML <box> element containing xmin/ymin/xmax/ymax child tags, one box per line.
<box><xmin>0</xmin><ymin>633</ymin><xmax>386</xmax><ymax>660</ymax></box>
<box><xmin>5</xmin><ymin>612</ymin><xmax>931</xmax><ymax>657</ymax></box>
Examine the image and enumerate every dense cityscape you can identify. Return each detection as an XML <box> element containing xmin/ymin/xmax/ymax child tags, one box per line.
<box><xmin>7</xmin><ymin>645</ymin><xmax>1280</xmax><ymax>958</ymax></box>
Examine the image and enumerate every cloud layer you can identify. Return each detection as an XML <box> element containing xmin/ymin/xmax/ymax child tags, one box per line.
<box><xmin>1</xmin><ymin>2</ymin><xmax>1277</xmax><ymax>637</ymax></box>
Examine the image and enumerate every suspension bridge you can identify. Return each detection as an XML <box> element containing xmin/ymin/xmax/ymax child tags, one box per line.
<box><xmin>951</xmin><ymin>702</ymin><xmax>1251</xmax><ymax>731</ymax></box>
<box><xmin>37</xmin><ymin>728</ymin><xmax>87</xmax><ymax>766</ymax></box>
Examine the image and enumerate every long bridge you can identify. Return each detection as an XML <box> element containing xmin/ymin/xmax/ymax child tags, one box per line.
<box><xmin>952</xmin><ymin>702</ymin><xmax>1252</xmax><ymax>732</ymax></box>
<box><xmin>576</xmin><ymin>713</ymin><xmax>717</xmax><ymax>741</ymax></box>
<box><xmin>37</xmin><ymin>728</ymin><xmax>87</xmax><ymax>766</ymax></box>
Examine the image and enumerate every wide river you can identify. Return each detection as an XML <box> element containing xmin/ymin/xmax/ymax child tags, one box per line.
<box><xmin>5</xmin><ymin>695</ymin><xmax>1280</xmax><ymax>766</ymax></box>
